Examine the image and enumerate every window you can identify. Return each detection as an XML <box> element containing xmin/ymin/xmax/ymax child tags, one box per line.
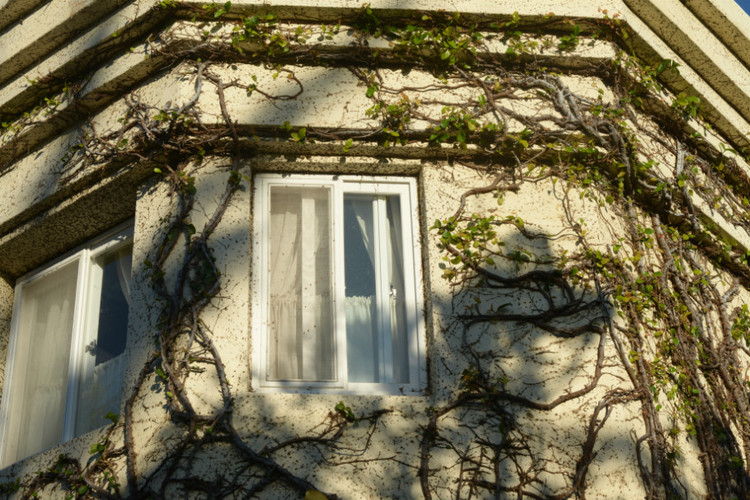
<box><xmin>0</xmin><ymin>225</ymin><xmax>133</xmax><ymax>467</ymax></box>
<box><xmin>252</xmin><ymin>175</ymin><xmax>425</xmax><ymax>393</ymax></box>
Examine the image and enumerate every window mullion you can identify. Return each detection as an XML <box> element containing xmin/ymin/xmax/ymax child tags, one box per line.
<box><xmin>334</xmin><ymin>181</ymin><xmax>348</xmax><ymax>387</ymax></box>
<box><xmin>62</xmin><ymin>252</ymin><xmax>89</xmax><ymax>442</ymax></box>
<box><xmin>373</xmin><ymin>195</ymin><xmax>394</xmax><ymax>384</ymax></box>
<box><xmin>400</xmin><ymin>185</ymin><xmax>423</xmax><ymax>389</ymax></box>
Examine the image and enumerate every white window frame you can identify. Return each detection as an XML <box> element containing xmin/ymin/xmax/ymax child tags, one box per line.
<box><xmin>0</xmin><ymin>223</ymin><xmax>133</xmax><ymax>467</ymax></box>
<box><xmin>252</xmin><ymin>174</ymin><xmax>426</xmax><ymax>395</ymax></box>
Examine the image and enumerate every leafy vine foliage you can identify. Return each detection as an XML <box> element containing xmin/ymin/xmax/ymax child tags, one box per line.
<box><xmin>2</xmin><ymin>2</ymin><xmax>750</xmax><ymax>499</ymax></box>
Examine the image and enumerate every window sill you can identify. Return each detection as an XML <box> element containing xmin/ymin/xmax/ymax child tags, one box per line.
<box><xmin>251</xmin><ymin>383</ymin><xmax>425</xmax><ymax>396</ymax></box>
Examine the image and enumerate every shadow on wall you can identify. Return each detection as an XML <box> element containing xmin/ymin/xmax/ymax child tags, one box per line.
<box><xmin>117</xmin><ymin>166</ymin><xmax>643</xmax><ymax>500</ymax></box>
<box><xmin>0</xmin><ymin>163</ymin><xmax>673</xmax><ymax>499</ymax></box>
<box><xmin>0</xmin><ymin>54</ymin><xmax>673</xmax><ymax>496</ymax></box>
<box><xmin>423</xmin><ymin>221</ymin><xmax>635</xmax><ymax>499</ymax></box>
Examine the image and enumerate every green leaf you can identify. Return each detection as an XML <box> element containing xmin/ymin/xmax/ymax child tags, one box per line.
<box><xmin>77</xmin><ymin>486</ymin><xmax>88</xmax><ymax>495</ymax></box>
<box><xmin>291</xmin><ymin>128</ymin><xmax>307</xmax><ymax>142</ymax></box>
<box><xmin>305</xmin><ymin>490</ymin><xmax>328</xmax><ymax>500</ymax></box>
<box><xmin>104</xmin><ymin>412</ymin><xmax>119</xmax><ymax>424</ymax></box>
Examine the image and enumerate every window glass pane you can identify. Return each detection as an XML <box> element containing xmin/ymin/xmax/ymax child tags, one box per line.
<box><xmin>344</xmin><ymin>195</ymin><xmax>378</xmax><ymax>383</ymax></box>
<box><xmin>5</xmin><ymin>261</ymin><xmax>78</xmax><ymax>463</ymax></box>
<box><xmin>344</xmin><ymin>194</ymin><xmax>409</xmax><ymax>384</ymax></box>
<box><xmin>95</xmin><ymin>246</ymin><xmax>131</xmax><ymax>364</ymax></box>
<box><xmin>387</xmin><ymin>196</ymin><xmax>409</xmax><ymax>384</ymax></box>
<box><xmin>255</xmin><ymin>176</ymin><xmax>421</xmax><ymax>391</ymax></box>
<box><xmin>268</xmin><ymin>186</ymin><xmax>334</xmax><ymax>381</ymax></box>
<box><xmin>75</xmin><ymin>245</ymin><xmax>132</xmax><ymax>437</ymax></box>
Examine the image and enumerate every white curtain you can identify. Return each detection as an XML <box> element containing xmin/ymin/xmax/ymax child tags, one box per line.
<box><xmin>115</xmin><ymin>246</ymin><xmax>133</xmax><ymax>308</ymax></box>
<box><xmin>345</xmin><ymin>295</ymin><xmax>378</xmax><ymax>382</ymax></box>
<box><xmin>387</xmin><ymin>196</ymin><xmax>408</xmax><ymax>383</ymax></box>
<box><xmin>268</xmin><ymin>187</ymin><xmax>334</xmax><ymax>381</ymax></box>
<box><xmin>74</xmin><ymin>355</ymin><xmax>126</xmax><ymax>435</ymax></box>
<box><xmin>75</xmin><ymin>246</ymin><xmax>133</xmax><ymax>436</ymax></box>
<box><xmin>345</xmin><ymin>196</ymin><xmax>378</xmax><ymax>382</ymax></box>
<box><xmin>4</xmin><ymin>261</ymin><xmax>78</xmax><ymax>464</ymax></box>
<box><xmin>344</xmin><ymin>195</ymin><xmax>408</xmax><ymax>384</ymax></box>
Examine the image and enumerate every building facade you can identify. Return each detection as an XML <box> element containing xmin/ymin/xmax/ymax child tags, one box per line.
<box><xmin>1</xmin><ymin>0</ymin><xmax>750</xmax><ymax>498</ymax></box>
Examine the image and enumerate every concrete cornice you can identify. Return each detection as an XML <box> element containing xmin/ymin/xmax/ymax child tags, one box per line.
<box><xmin>0</xmin><ymin>0</ymin><xmax>49</xmax><ymax>33</ymax></box>
<box><xmin>0</xmin><ymin>1</ymin><xmax>748</xmax><ymax>149</ymax></box>
<box><xmin>0</xmin><ymin>0</ymin><xmax>749</xmax><ymax>278</ymax></box>
<box><xmin>0</xmin><ymin>0</ymin><xmax>133</xmax><ymax>87</ymax></box>
<box><xmin>685</xmin><ymin>0</ymin><xmax>750</xmax><ymax>70</ymax></box>
<box><xmin>624</xmin><ymin>0</ymin><xmax>750</xmax><ymax>138</ymax></box>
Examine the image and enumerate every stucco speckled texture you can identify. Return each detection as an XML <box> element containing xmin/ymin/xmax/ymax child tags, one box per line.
<box><xmin>0</xmin><ymin>278</ymin><xmax>11</xmax><ymax>403</ymax></box>
<box><xmin>0</xmin><ymin>0</ymin><xmax>750</xmax><ymax>498</ymax></box>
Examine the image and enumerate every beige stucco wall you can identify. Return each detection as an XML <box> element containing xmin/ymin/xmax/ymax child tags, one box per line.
<box><xmin>1</xmin><ymin>0</ymin><xmax>750</xmax><ymax>498</ymax></box>
<box><xmin>107</xmin><ymin>154</ymin><xmax>660</xmax><ymax>499</ymax></box>
<box><xmin>0</xmin><ymin>278</ymin><xmax>12</xmax><ymax>402</ymax></box>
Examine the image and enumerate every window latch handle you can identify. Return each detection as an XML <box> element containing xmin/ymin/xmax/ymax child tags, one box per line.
<box><xmin>85</xmin><ymin>340</ymin><xmax>97</xmax><ymax>356</ymax></box>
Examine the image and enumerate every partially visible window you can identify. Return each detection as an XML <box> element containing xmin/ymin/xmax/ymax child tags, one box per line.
<box><xmin>252</xmin><ymin>175</ymin><xmax>425</xmax><ymax>394</ymax></box>
<box><xmin>0</xmin><ymin>225</ymin><xmax>133</xmax><ymax>467</ymax></box>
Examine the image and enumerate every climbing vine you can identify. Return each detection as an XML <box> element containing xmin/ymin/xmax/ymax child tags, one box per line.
<box><xmin>2</xmin><ymin>2</ymin><xmax>750</xmax><ymax>499</ymax></box>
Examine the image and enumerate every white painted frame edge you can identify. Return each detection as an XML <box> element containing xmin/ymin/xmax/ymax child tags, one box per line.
<box><xmin>251</xmin><ymin>174</ymin><xmax>426</xmax><ymax>396</ymax></box>
<box><xmin>0</xmin><ymin>221</ymin><xmax>134</xmax><ymax>468</ymax></box>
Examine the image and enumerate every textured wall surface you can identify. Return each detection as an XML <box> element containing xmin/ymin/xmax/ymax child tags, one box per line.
<box><xmin>1</xmin><ymin>1</ymin><xmax>750</xmax><ymax>498</ymax></box>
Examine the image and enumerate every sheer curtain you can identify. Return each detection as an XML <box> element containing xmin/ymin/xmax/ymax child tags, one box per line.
<box><xmin>345</xmin><ymin>196</ymin><xmax>378</xmax><ymax>383</ymax></box>
<box><xmin>115</xmin><ymin>246</ymin><xmax>132</xmax><ymax>307</ymax></box>
<box><xmin>268</xmin><ymin>186</ymin><xmax>334</xmax><ymax>382</ymax></box>
<box><xmin>4</xmin><ymin>261</ymin><xmax>78</xmax><ymax>464</ymax></box>
<box><xmin>75</xmin><ymin>246</ymin><xmax>132</xmax><ymax>437</ymax></box>
<box><xmin>387</xmin><ymin>196</ymin><xmax>408</xmax><ymax>383</ymax></box>
<box><xmin>263</xmin><ymin>185</ymin><xmax>410</xmax><ymax>386</ymax></box>
<box><xmin>74</xmin><ymin>356</ymin><xmax>127</xmax><ymax>435</ymax></box>
<box><xmin>344</xmin><ymin>194</ymin><xmax>408</xmax><ymax>384</ymax></box>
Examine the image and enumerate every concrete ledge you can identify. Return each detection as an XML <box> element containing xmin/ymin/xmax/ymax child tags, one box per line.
<box><xmin>0</xmin><ymin>45</ymin><xmax>172</xmax><ymax>170</ymax></box>
<box><xmin>624</xmin><ymin>0</ymin><xmax>750</xmax><ymax>127</ymax></box>
<box><xmin>1</xmin><ymin>1</ymin><xmax>749</xmax><ymax>154</ymax></box>
<box><xmin>685</xmin><ymin>0</ymin><xmax>750</xmax><ymax>70</ymax></box>
<box><xmin>0</xmin><ymin>0</ymin><xmax>169</xmax><ymax>122</ymax></box>
<box><xmin>0</xmin><ymin>0</ymin><xmax>49</xmax><ymax>33</ymax></box>
<box><xmin>0</xmin><ymin>160</ymin><xmax>144</xmax><ymax>279</ymax></box>
<box><xmin>0</xmin><ymin>24</ymin><xmax>618</xmax><ymax>172</ymax></box>
<box><xmin>0</xmin><ymin>0</ymin><xmax>133</xmax><ymax>88</ymax></box>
